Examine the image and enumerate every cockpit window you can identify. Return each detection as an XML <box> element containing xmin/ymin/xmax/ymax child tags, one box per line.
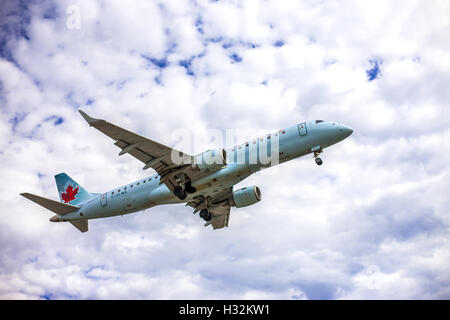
<box><xmin>315</xmin><ymin>120</ymin><xmax>324</xmax><ymax>123</ymax></box>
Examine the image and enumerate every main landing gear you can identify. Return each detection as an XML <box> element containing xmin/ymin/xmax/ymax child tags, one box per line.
<box><xmin>314</xmin><ymin>149</ymin><xmax>323</xmax><ymax>166</ymax></box>
<box><xmin>173</xmin><ymin>180</ymin><xmax>197</xmax><ymax>200</ymax></box>
<box><xmin>185</xmin><ymin>180</ymin><xmax>196</xmax><ymax>194</ymax></box>
<box><xmin>173</xmin><ymin>186</ymin><xmax>187</xmax><ymax>200</ymax></box>
<box><xmin>199</xmin><ymin>209</ymin><xmax>212</xmax><ymax>221</ymax></box>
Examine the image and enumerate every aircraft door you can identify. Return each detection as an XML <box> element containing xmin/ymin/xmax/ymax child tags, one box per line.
<box><xmin>100</xmin><ymin>193</ymin><xmax>107</xmax><ymax>207</ymax></box>
<box><xmin>298</xmin><ymin>123</ymin><xmax>307</xmax><ymax>136</ymax></box>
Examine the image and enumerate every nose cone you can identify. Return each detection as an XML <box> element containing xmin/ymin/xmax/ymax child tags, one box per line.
<box><xmin>343</xmin><ymin>125</ymin><xmax>353</xmax><ymax>137</ymax></box>
<box><xmin>339</xmin><ymin>124</ymin><xmax>353</xmax><ymax>139</ymax></box>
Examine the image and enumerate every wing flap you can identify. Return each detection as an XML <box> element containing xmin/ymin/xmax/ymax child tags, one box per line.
<box><xmin>206</xmin><ymin>202</ymin><xmax>230</xmax><ymax>230</ymax></box>
<box><xmin>114</xmin><ymin>139</ymin><xmax>170</xmax><ymax>169</ymax></box>
<box><xmin>187</xmin><ymin>188</ymin><xmax>233</xmax><ymax>230</ymax></box>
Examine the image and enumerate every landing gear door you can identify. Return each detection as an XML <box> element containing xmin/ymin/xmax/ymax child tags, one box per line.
<box><xmin>298</xmin><ymin>123</ymin><xmax>307</xmax><ymax>136</ymax></box>
<box><xmin>100</xmin><ymin>193</ymin><xmax>107</xmax><ymax>207</ymax></box>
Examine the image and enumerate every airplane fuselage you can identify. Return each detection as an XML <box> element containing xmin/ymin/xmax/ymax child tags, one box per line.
<box><xmin>54</xmin><ymin>120</ymin><xmax>353</xmax><ymax>223</ymax></box>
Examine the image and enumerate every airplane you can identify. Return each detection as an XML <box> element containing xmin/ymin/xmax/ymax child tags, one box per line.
<box><xmin>20</xmin><ymin>111</ymin><xmax>353</xmax><ymax>233</ymax></box>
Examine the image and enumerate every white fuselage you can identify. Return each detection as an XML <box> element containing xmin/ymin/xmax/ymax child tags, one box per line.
<box><xmin>57</xmin><ymin>120</ymin><xmax>352</xmax><ymax>222</ymax></box>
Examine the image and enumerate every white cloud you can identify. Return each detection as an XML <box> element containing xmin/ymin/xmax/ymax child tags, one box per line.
<box><xmin>0</xmin><ymin>0</ymin><xmax>449</xmax><ymax>300</ymax></box>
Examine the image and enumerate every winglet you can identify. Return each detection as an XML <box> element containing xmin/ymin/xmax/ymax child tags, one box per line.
<box><xmin>79</xmin><ymin>110</ymin><xmax>100</xmax><ymax>126</ymax></box>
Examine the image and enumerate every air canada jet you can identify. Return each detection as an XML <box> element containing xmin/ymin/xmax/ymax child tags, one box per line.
<box><xmin>21</xmin><ymin>111</ymin><xmax>353</xmax><ymax>232</ymax></box>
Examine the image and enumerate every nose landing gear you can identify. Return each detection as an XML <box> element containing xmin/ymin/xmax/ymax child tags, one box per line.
<box><xmin>313</xmin><ymin>149</ymin><xmax>323</xmax><ymax>166</ymax></box>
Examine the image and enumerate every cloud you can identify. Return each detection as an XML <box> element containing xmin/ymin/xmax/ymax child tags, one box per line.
<box><xmin>0</xmin><ymin>0</ymin><xmax>449</xmax><ymax>300</ymax></box>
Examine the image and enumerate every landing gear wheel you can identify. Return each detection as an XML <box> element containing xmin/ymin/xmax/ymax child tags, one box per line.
<box><xmin>313</xmin><ymin>149</ymin><xmax>323</xmax><ymax>166</ymax></box>
<box><xmin>199</xmin><ymin>209</ymin><xmax>212</xmax><ymax>221</ymax></box>
<box><xmin>185</xmin><ymin>181</ymin><xmax>197</xmax><ymax>194</ymax></box>
<box><xmin>178</xmin><ymin>191</ymin><xmax>187</xmax><ymax>200</ymax></box>
<box><xmin>173</xmin><ymin>186</ymin><xmax>187</xmax><ymax>200</ymax></box>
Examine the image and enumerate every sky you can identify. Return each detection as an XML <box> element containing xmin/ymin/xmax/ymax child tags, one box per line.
<box><xmin>0</xmin><ymin>0</ymin><xmax>449</xmax><ymax>300</ymax></box>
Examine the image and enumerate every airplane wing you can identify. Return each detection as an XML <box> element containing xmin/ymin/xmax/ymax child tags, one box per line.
<box><xmin>186</xmin><ymin>187</ymin><xmax>233</xmax><ymax>230</ymax></box>
<box><xmin>79</xmin><ymin>110</ymin><xmax>234</xmax><ymax>230</ymax></box>
<box><xmin>79</xmin><ymin>110</ymin><xmax>198</xmax><ymax>192</ymax></box>
<box><xmin>207</xmin><ymin>202</ymin><xmax>231</xmax><ymax>230</ymax></box>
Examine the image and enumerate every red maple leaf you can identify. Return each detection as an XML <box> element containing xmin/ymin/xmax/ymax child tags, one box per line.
<box><xmin>61</xmin><ymin>185</ymin><xmax>78</xmax><ymax>203</ymax></box>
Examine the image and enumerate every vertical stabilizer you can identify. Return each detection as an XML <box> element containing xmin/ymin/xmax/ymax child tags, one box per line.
<box><xmin>55</xmin><ymin>173</ymin><xmax>92</xmax><ymax>205</ymax></box>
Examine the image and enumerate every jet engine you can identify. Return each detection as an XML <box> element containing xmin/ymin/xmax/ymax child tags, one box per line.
<box><xmin>192</xmin><ymin>148</ymin><xmax>227</xmax><ymax>172</ymax></box>
<box><xmin>232</xmin><ymin>186</ymin><xmax>261</xmax><ymax>208</ymax></box>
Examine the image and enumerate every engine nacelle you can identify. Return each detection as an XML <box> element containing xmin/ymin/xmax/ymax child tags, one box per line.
<box><xmin>192</xmin><ymin>148</ymin><xmax>227</xmax><ymax>172</ymax></box>
<box><xmin>232</xmin><ymin>186</ymin><xmax>261</xmax><ymax>208</ymax></box>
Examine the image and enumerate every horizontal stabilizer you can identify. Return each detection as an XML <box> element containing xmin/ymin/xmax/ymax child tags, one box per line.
<box><xmin>21</xmin><ymin>192</ymin><xmax>79</xmax><ymax>215</ymax></box>
<box><xmin>70</xmin><ymin>220</ymin><xmax>88</xmax><ymax>233</ymax></box>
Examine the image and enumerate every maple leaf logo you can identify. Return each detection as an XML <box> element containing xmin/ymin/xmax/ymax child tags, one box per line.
<box><xmin>61</xmin><ymin>185</ymin><xmax>79</xmax><ymax>203</ymax></box>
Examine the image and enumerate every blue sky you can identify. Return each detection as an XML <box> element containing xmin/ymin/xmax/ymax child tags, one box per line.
<box><xmin>0</xmin><ymin>0</ymin><xmax>449</xmax><ymax>299</ymax></box>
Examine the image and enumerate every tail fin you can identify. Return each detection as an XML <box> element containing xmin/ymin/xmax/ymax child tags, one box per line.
<box><xmin>55</xmin><ymin>173</ymin><xmax>92</xmax><ymax>205</ymax></box>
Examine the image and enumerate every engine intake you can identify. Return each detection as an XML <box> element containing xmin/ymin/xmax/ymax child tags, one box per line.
<box><xmin>233</xmin><ymin>186</ymin><xmax>261</xmax><ymax>208</ymax></box>
<box><xmin>192</xmin><ymin>148</ymin><xmax>227</xmax><ymax>172</ymax></box>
